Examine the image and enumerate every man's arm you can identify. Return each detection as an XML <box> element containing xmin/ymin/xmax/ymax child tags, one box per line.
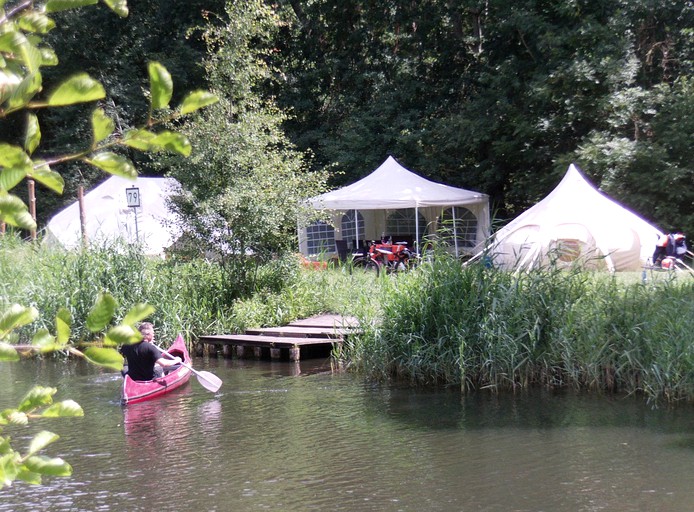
<box><xmin>156</xmin><ymin>355</ymin><xmax>182</xmax><ymax>367</ymax></box>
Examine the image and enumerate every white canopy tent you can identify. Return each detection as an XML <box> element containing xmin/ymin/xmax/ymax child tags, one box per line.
<box><xmin>301</xmin><ymin>156</ymin><xmax>490</xmax><ymax>257</ymax></box>
<box><xmin>490</xmin><ymin>163</ymin><xmax>662</xmax><ymax>272</ymax></box>
<box><xmin>44</xmin><ymin>176</ymin><xmax>181</xmax><ymax>256</ymax></box>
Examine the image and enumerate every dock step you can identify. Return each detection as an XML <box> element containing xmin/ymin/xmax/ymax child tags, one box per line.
<box><xmin>196</xmin><ymin>314</ymin><xmax>357</xmax><ymax>362</ymax></box>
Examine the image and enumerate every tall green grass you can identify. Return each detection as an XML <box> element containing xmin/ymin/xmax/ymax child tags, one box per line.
<box><xmin>5</xmin><ymin>234</ymin><xmax>694</xmax><ymax>403</ymax></box>
<box><xmin>342</xmin><ymin>250</ymin><xmax>694</xmax><ymax>403</ymax></box>
<box><xmin>0</xmin><ymin>236</ymin><xmax>376</xmax><ymax>345</ymax></box>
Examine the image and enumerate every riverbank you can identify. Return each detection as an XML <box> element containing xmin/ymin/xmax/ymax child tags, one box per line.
<box><xmin>3</xmin><ymin>236</ymin><xmax>694</xmax><ymax>403</ymax></box>
<box><xmin>339</xmin><ymin>254</ymin><xmax>694</xmax><ymax>404</ymax></box>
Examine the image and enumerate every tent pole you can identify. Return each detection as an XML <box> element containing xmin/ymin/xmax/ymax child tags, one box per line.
<box><xmin>415</xmin><ymin>205</ymin><xmax>420</xmax><ymax>255</ymax></box>
<box><xmin>28</xmin><ymin>179</ymin><xmax>36</xmax><ymax>241</ymax></box>
<box><xmin>78</xmin><ymin>185</ymin><xmax>88</xmax><ymax>248</ymax></box>
<box><xmin>354</xmin><ymin>209</ymin><xmax>359</xmax><ymax>250</ymax></box>
<box><xmin>452</xmin><ymin>206</ymin><xmax>459</xmax><ymax>258</ymax></box>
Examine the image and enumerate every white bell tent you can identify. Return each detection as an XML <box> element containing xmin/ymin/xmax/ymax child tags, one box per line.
<box><xmin>491</xmin><ymin>163</ymin><xmax>662</xmax><ymax>272</ymax></box>
<box><xmin>44</xmin><ymin>176</ymin><xmax>181</xmax><ymax>256</ymax></box>
<box><xmin>300</xmin><ymin>156</ymin><xmax>490</xmax><ymax>257</ymax></box>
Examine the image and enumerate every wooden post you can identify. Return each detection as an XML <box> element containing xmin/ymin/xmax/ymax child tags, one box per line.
<box><xmin>28</xmin><ymin>179</ymin><xmax>36</xmax><ymax>240</ymax></box>
<box><xmin>78</xmin><ymin>185</ymin><xmax>87</xmax><ymax>248</ymax></box>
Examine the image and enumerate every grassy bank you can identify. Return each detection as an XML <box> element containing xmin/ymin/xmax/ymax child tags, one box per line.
<box><xmin>4</xmin><ymin>235</ymin><xmax>694</xmax><ymax>403</ymax></box>
<box><xmin>0</xmin><ymin>235</ymin><xmax>375</xmax><ymax>343</ymax></box>
<box><xmin>341</xmin><ymin>252</ymin><xmax>694</xmax><ymax>403</ymax></box>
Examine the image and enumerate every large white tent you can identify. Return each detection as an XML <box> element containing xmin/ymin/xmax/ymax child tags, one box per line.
<box><xmin>44</xmin><ymin>176</ymin><xmax>181</xmax><ymax>256</ymax></box>
<box><xmin>301</xmin><ymin>156</ymin><xmax>490</xmax><ymax>257</ymax></box>
<box><xmin>491</xmin><ymin>163</ymin><xmax>662</xmax><ymax>272</ymax></box>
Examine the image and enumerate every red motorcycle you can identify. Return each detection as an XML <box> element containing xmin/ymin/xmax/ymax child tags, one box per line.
<box><xmin>352</xmin><ymin>238</ymin><xmax>416</xmax><ymax>276</ymax></box>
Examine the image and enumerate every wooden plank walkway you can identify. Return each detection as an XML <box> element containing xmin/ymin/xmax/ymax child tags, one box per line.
<box><xmin>197</xmin><ymin>314</ymin><xmax>359</xmax><ymax>361</ymax></box>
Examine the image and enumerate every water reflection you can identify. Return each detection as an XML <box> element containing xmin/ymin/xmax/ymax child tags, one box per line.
<box><xmin>2</xmin><ymin>358</ymin><xmax>694</xmax><ymax>512</ymax></box>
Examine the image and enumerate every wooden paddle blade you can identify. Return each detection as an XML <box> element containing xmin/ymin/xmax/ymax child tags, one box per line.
<box><xmin>196</xmin><ymin>371</ymin><xmax>222</xmax><ymax>392</ymax></box>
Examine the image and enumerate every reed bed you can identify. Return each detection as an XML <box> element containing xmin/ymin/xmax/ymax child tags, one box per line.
<box><xmin>342</xmin><ymin>250</ymin><xmax>694</xmax><ymax>403</ymax></box>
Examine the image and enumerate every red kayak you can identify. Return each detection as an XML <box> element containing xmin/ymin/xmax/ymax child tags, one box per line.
<box><xmin>121</xmin><ymin>334</ymin><xmax>192</xmax><ymax>405</ymax></box>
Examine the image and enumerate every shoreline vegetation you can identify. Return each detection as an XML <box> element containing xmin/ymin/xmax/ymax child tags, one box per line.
<box><xmin>2</xmin><ymin>235</ymin><xmax>693</xmax><ymax>405</ymax></box>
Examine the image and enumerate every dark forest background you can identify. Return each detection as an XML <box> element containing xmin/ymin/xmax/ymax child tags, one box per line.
<box><xmin>7</xmin><ymin>0</ymin><xmax>693</xmax><ymax>237</ymax></box>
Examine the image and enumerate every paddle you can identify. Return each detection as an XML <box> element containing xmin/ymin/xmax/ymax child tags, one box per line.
<box><xmin>156</xmin><ymin>342</ymin><xmax>222</xmax><ymax>393</ymax></box>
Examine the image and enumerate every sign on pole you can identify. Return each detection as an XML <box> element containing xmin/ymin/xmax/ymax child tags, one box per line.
<box><xmin>126</xmin><ymin>187</ymin><xmax>141</xmax><ymax>208</ymax></box>
<box><xmin>125</xmin><ymin>186</ymin><xmax>140</xmax><ymax>242</ymax></box>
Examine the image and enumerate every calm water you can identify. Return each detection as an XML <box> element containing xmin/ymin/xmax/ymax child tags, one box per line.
<box><xmin>1</xmin><ymin>355</ymin><xmax>694</xmax><ymax>511</ymax></box>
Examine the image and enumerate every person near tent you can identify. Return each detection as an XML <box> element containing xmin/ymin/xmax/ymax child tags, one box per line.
<box><xmin>652</xmin><ymin>233</ymin><xmax>671</xmax><ymax>267</ymax></box>
<box><xmin>673</xmin><ymin>232</ymin><xmax>687</xmax><ymax>259</ymax></box>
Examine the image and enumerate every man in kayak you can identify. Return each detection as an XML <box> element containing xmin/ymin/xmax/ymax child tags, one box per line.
<box><xmin>120</xmin><ymin>322</ymin><xmax>182</xmax><ymax>381</ymax></box>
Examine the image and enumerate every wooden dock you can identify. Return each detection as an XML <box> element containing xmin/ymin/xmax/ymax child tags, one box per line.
<box><xmin>196</xmin><ymin>314</ymin><xmax>359</xmax><ymax>361</ymax></box>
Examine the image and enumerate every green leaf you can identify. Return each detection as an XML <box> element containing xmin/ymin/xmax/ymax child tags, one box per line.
<box><xmin>83</xmin><ymin>347</ymin><xmax>124</xmax><ymax>371</ymax></box>
<box><xmin>27</xmin><ymin>431</ymin><xmax>59</xmax><ymax>456</ymax></box>
<box><xmin>24</xmin><ymin>113</ymin><xmax>41</xmax><ymax>155</ymax></box>
<box><xmin>148</xmin><ymin>62</ymin><xmax>173</xmax><ymax>110</ymax></box>
<box><xmin>150</xmin><ymin>130</ymin><xmax>191</xmax><ymax>156</ymax></box>
<box><xmin>17</xmin><ymin>12</ymin><xmax>56</xmax><ymax>34</ymax></box>
<box><xmin>0</xmin><ymin>70</ymin><xmax>21</xmax><ymax>105</ymax></box>
<box><xmin>18</xmin><ymin>386</ymin><xmax>56</xmax><ymax>413</ymax></box>
<box><xmin>45</xmin><ymin>0</ymin><xmax>98</xmax><ymax>13</ymax></box>
<box><xmin>85</xmin><ymin>152</ymin><xmax>136</xmax><ymax>179</ymax></box>
<box><xmin>5</xmin><ymin>72</ymin><xmax>42</xmax><ymax>111</ymax></box>
<box><xmin>24</xmin><ymin>455</ymin><xmax>72</xmax><ymax>477</ymax></box>
<box><xmin>55</xmin><ymin>308</ymin><xmax>72</xmax><ymax>346</ymax></box>
<box><xmin>0</xmin><ymin>453</ymin><xmax>20</xmax><ymax>487</ymax></box>
<box><xmin>91</xmin><ymin>108</ymin><xmax>114</xmax><ymax>143</ymax></box>
<box><xmin>39</xmin><ymin>47</ymin><xmax>59</xmax><ymax>67</ymax></box>
<box><xmin>41</xmin><ymin>400</ymin><xmax>83</xmax><ymax>418</ymax></box>
<box><xmin>0</xmin><ymin>342</ymin><xmax>19</xmax><ymax>362</ymax></box>
<box><xmin>0</xmin><ymin>409</ymin><xmax>13</xmax><ymax>426</ymax></box>
<box><xmin>16</xmin><ymin>469</ymin><xmax>42</xmax><ymax>485</ymax></box>
<box><xmin>0</xmin><ymin>438</ymin><xmax>11</xmax><ymax>456</ymax></box>
<box><xmin>105</xmin><ymin>324</ymin><xmax>138</xmax><ymax>345</ymax></box>
<box><xmin>29</xmin><ymin>162</ymin><xmax>64</xmax><ymax>194</ymax></box>
<box><xmin>0</xmin><ymin>304</ymin><xmax>39</xmax><ymax>333</ymax></box>
<box><xmin>0</xmin><ymin>193</ymin><xmax>36</xmax><ymax>230</ymax></box>
<box><xmin>47</xmin><ymin>73</ymin><xmax>105</xmax><ymax>106</ymax></box>
<box><xmin>0</xmin><ymin>167</ymin><xmax>28</xmax><ymax>193</ymax></box>
<box><xmin>86</xmin><ymin>293</ymin><xmax>117</xmax><ymax>332</ymax></box>
<box><xmin>103</xmin><ymin>0</ymin><xmax>128</xmax><ymax>17</ymax></box>
<box><xmin>0</xmin><ymin>452</ymin><xmax>20</xmax><ymax>486</ymax></box>
<box><xmin>122</xmin><ymin>303</ymin><xmax>155</xmax><ymax>327</ymax></box>
<box><xmin>0</xmin><ymin>32</ymin><xmax>23</xmax><ymax>54</ymax></box>
<box><xmin>31</xmin><ymin>329</ymin><xmax>58</xmax><ymax>353</ymax></box>
<box><xmin>122</xmin><ymin>129</ymin><xmax>156</xmax><ymax>151</ymax></box>
<box><xmin>0</xmin><ymin>32</ymin><xmax>41</xmax><ymax>74</ymax></box>
<box><xmin>0</xmin><ymin>143</ymin><xmax>32</xmax><ymax>169</ymax></box>
<box><xmin>179</xmin><ymin>90</ymin><xmax>219</xmax><ymax>115</ymax></box>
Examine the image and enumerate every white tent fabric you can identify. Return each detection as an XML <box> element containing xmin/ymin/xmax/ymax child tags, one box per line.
<box><xmin>44</xmin><ymin>176</ymin><xmax>181</xmax><ymax>256</ymax></box>
<box><xmin>491</xmin><ymin>163</ymin><xmax>662</xmax><ymax>272</ymax></box>
<box><xmin>309</xmin><ymin>155</ymin><xmax>488</xmax><ymax>210</ymax></box>
<box><xmin>302</xmin><ymin>156</ymin><xmax>490</xmax><ymax>255</ymax></box>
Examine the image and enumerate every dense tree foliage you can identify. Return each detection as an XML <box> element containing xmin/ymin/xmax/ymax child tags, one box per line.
<box><xmin>275</xmin><ymin>0</ymin><xmax>694</xmax><ymax>234</ymax></box>
<box><xmin>162</xmin><ymin>0</ymin><xmax>327</xmax><ymax>297</ymax></box>
<box><xmin>14</xmin><ymin>0</ymin><xmax>693</xmax><ymax>239</ymax></box>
